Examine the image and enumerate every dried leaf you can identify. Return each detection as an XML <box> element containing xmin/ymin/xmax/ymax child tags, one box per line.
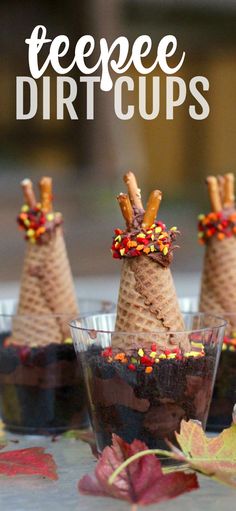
<box><xmin>0</xmin><ymin>447</ymin><xmax>58</xmax><ymax>480</ymax></box>
<box><xmin>169</xmin><ymin>420</ymin><xmax>236</xmax><ymax>487</ymax></box>
<box><xmin>79</xmin><ymin>434</ymin><xmax>198</xmax><ymax>505</ymax></box>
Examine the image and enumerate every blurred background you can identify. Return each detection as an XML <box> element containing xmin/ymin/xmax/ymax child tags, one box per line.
<box><xmin>1</xmin><ymin>0</ymin><xmax>236</xmax><ymax>300</ymax></box>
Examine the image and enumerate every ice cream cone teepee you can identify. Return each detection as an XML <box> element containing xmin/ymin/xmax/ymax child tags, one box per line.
<box><xmin>199</xmin><ymin>173</ymin><xmax>236</xmax><ymax>326</ymax></box>
<box><xmin>111</xmin><ymin>172</ymin><xmax>189</xmax><ymax>351</ymax></box>
<box><xmin>10</xmin><ymin>177</ymin><xmax>78</xmax><ymax>347</ymax></box>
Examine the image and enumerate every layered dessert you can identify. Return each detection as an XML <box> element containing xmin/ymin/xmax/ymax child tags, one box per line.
<box><xmin>81</xmin><ymin>172</ymin><xmax>218</xmax><ymax>451</ymax></box>
<box><xmin>199</xmin><ymin>173</ymin><xmax>236</xmax><ymax>429</ymax></box>
<box><xmin>0</xmin><ymin>178</ymin><xmax>88</xmax><ymax>433</ymax></box>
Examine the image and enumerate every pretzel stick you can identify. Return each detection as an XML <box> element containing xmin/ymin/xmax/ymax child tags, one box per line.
<box><xmin>223</xmin><ymin>173</ymin><xmax>235</xmax><ymax>208</ymax></box>
<box><xmin>123</xmin><ymin>171</ymin><xmax>143</xmax><ymax>210</ymax></box>
<box><xmin>142</xmin><ymin>190</ymin><xmax>162</xmax><ymax>230</ymax></box>
<box><xmin>217</xmin><ymin>175</ymin><xmax>225</xmax><ymax>204</ymax></box>
<box><xmin>39</xmin><ymin>177</ymin><xmax>53</xmax><ymax>212</ymax></box>
<box><xmin>117</xmin><ymin>193</ymin><xmax>133</xmax><ymax>228</ymax></box>
<box><xmin>21</xmin><ymin>179</ymin><xmax>37</xmax><ymax>208</ymax></box>
<box><xmin>206</xmin><ymin>176</ymin><xmax>222</xmax><ymax>212</ymax></box>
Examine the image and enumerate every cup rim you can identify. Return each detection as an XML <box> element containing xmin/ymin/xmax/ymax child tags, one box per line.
<box><xmin>70</xmin><ymin>311</ymin><xmax>227</xmax><ymax>336</ymax></box>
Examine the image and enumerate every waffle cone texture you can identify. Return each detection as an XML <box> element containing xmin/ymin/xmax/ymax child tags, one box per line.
<box><xmin>114</xmin><ymin>256</ymin><xmax>189</xmax><ymax>351</ymax></box>
<box><xmin>200</xmin><ymin>236</ymin><xmax>236</xmax><ymax>329</ymax></box>
<box><xmin>12</xmin><ymin>228</ymin><xmax>78</xmax><ymax>346</ymax></box>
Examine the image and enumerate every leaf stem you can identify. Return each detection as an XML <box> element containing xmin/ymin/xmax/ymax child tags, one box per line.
<box><xmin>108</xmin><ymin>449</ymin><xmax>180</xmax><ymax>485</ymax></box>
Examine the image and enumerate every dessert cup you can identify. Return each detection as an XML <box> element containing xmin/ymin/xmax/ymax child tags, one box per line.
<box><xmin>179</xmin><ymin>296</ymin><xmax>236</xmax><ymax>431</ymax></box>
<box><xmin>0</xmin><ymin>298</ymin><xmax>114</xmax><ymax>434</ymax></box>
<box><xmin>71</xmin><ymin>312</ymin><xmax>226</xmax><ymax>453</ymax></box>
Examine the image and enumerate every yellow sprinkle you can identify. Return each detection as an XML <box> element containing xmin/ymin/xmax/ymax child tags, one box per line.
<box><xmin>170</xmin><ymin>226</ymin><xmax>177</xmax><ymax>231</ymax></box>
<box><xmin>167</xmin><ymin>353</ymin><xmax>176</xmax><ymax>359</ymax></box>
<box><xmin>138</xmin><ymin>233</ymin><xmax>146</xmax><ymax>239</ymax></box>
<box><xmin>27</xmin><ymin>229</ymin><xmax>35</xmax><ymax>237</ymax></box>
<box><xmin>155</xmin><ymin>358</ymin><xmax>160</xmax><ymax>363</ymax></box>
<box><xmin>64</xmin><ymin>337</ymin><xmax>73</xmax><ymax>344</ymax></box>
<box><xmin>229</xmin><ymin>346</ymin><xmax>235</xmax><ymax>352</ymax></box>
<box><xmin>159</xmin><ymin>354</ymin><xmax>166</xmax><ymax>359</ymax></box>
<box><xmin>137</xmin><ymin>244</ymin><xmax>144</xmax><ymax>251</ymax></box>
<box><xmin>147</xmin><ymin>230</ymin><xmax>152</xmax><ymax>234</ymax></box>
<box><xmin>21</xmin><ymin>204</ymin><xmax>29</xmax><ymax>212</ymax></box>
<box><xmin>120</xmin><ymin>248</ymin><xmax>125</xmax><ymax>256</ymax></box>
<box><xmin>185</xmin><ymin>351</ymin><xmax>202</xmax><ymax>358</ymax></box>
<box><xmin>151</xmin><ymin>234</ymin><xmax>155</xmax><ymax>241</ymax></box>
<box><xmin>191</xmin><ymin>341</ymin><xmax>204</xmax><ymax>349</ymax></box>
<box><xmin>151</xmin><ymin>224</ymin><xmax>155</xmax><ymax>228</ymax></box>
<box><xmin>150</xmin><ymin>245</ymin><xmax>155</xmax><ymax>252</ymax></box>
<box><xmin>163</xmin><ymin>246</ymin><xmax>168</xmax><ymax>256</ymax></box>
<box><xmin>155</xmin><ymin>227</ymin><xmax>162</xmax><ymax>233</ymax></box>
<box><xmin>198</xmin><ymin>214</ymin><xmax>205</xmax><ymax>220</ymax></box>
<box><xmin>222</xmin><ymin>344</ymin><xmax>227</xmax><ymax>351</ymax></box>
<box><xmin>138</xmin><ymin>348</ymin><xmax>144</xmax><ymax>357</ymax></box>
<box><xmin>24</xmin><ymin>219</ymin><xmax>30</xmax><ymax>227</ymax></box>
<box><xmin>158</xmin><ymin>234</ymin><xmax>166</xmax><ymax>240</ymax></box>
<box><xmin>150</xmin><ymin>351</ymin><xmax>157</xmax><ymax>358</ymax></box>
<box><xmin>115</xmin><ymin>235</ymin><xmax>121</xmax><ymax>242</ymax></box>
<box><xmin>47</xmin><ymin>213</ymin><xmax>54</xmax><ymax>221</ymax></box>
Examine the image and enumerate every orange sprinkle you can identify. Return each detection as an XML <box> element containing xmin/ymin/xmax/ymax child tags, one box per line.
<box><xmin>114</xmin><ymin>352</ymin><xmax>126</xmax><ymax>361</ymax></box>
<box><xmin>137</xmin><ymin>244</ymin><xmax>144</xmax><ymax>251</ymax></box>
<box><xmin>145</xmin><ymin>366</ymin><xmax>153</xmax><ymax>374</ymax></box>
<box><xmin>143</xmin><ymin>247</ymin><xmax>151</xmax><ymax>254</ymax></box>
<box><xmin>217</xmin><ymin>232</ymin><xmax>225</xmax><ymax>240</ymax></box>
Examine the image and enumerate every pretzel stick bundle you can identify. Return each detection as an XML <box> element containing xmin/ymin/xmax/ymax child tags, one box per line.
<box><xmin>114</xmin><ymin>172</ymin><xmax>187</xmax><ymax>351</ymax></box>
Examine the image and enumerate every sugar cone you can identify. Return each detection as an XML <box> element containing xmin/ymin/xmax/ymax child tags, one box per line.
<box><xmin>114</xmin><ymin>256</ymin><xmax>189</xmax><ymax>351</ymax></box>
<box><xmin>200</xmin><ymin>236</ymin><xmax>236</xmax><ymax>330</ymax></box>
<box><xmin>11</xmin><ymin>228</ymin><xmax>78</xmax><ymax>346</ymax></box>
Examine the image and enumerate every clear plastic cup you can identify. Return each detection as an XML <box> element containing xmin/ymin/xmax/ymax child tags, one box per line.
<box><xmin>179</xmin><ymin>297</ymin><xmax>236</xmax><ymax>431</ymax></box>
<box><xmin>0</xmin><ymin>298</ymin><xmax>114</xmax><ymax>434</ymax></box>
<box><xmin>70</xmin><ymin>312</ymin><xmax>226</xmax><ymax>453</ymax></box>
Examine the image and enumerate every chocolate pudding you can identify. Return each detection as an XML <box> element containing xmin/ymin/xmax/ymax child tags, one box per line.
<box><xmin>81</xmin><ymin>344</ymin><xmax>216</xmax><ymax>452</ymax></box>
<box><xmin>0</xmin><ymin>333</ymin><xmax>89</xmax><ymax>434</ymax></box>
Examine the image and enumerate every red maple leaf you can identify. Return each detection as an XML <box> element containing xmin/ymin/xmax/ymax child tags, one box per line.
<box><xmin>78</xmin><ymin>434</ymin><xmax>198</xmax><ymax>505</ymax></box>
<box><xmin>0</xmin><ymin>447</ymin><xmax>58</xmax><ymax>480</ymax></box>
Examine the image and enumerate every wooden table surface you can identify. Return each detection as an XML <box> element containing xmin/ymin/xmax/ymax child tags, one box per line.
<box><xmin>0</xmin><ymin>431</ymin><xmax>235</xmax><ymax>511</ymax></box>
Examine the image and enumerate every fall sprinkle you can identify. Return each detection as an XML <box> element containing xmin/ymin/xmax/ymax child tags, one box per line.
<box><xmin>101</xmin><ymin>342</ymin><xmax>205</xmax><ymax>374</ymax></box>
<box><xmin>111</xmin><ymin>221</ymin><xmax>178</xmax><ymax>259</ymax></box>
<box><xmin>198</xmin><ymin>211</ymin><xmax>236</xmax><ymax>244</ymax></box>
<box><xmin>17</xmin><ymin>204</ymin><xmax>62</xmax><ymax>244</ymax></box>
